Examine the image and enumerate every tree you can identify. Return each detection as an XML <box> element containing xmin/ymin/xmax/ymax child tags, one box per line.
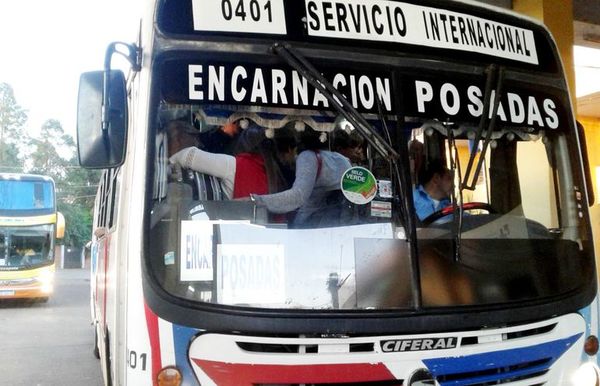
<box><xmin>28</xmin><ymin>119</ymin><xmax>74</xmax><ymax>180</ymax></box>
<box><xmin>0</xmin><ymin>83</ymin><xmax>100</xmax><ymax>248</ymax></box>
<box><xmin>57</xmin><ymin>154</ymin><xmax>100</xmax><ymax>247</ymax></box>
<box><xmin>0</xmin><ymin>142</ymin><xmax>22</xmax><ymax>173</ymax></box>
<box><xmin>57</xmin><ymin>201</ymin><xmax>94</xmax><ymax>248</ymax></box>
<box><xmin>27</xmin><ymin>119</ymin><xmax>100</xmax><ymax>247</ymax></box>
<box><xmin>0</xmin><ymin>83</ymin><xmax>27</xmax><ymax>172</ymax></box>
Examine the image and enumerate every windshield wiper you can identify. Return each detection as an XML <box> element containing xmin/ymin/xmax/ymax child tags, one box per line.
<box><xmin>461</xmin><ymin>64</ymin><xmax>505</xmax><ymax>191</ymax></box>
<box><xmin>454</xmin><ymin>65</ymin><xmax>504</xmax><ymax>262</ymax></box>
<box><xmin>446</xmin><ymin>123</ymin><xmax>464</xmax><ymax>262</ymax></box>
<box><xmin>273</xmin><ymin>43</ymin><xmax>422</xmax><ymax>308</ymax></box>
<box><xmin>271</xmin><ymin>43</ymin><xmax>399</xmax><ymax>162</ymax></box>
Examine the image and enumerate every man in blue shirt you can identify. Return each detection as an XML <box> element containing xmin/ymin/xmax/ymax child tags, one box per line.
<box><xmin>413</xmin><ymin>160</ymin><xmax>453</xmax><ymax>221</ymax></box>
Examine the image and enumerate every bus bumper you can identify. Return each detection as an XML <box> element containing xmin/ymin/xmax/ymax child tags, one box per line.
<box><xmin>0</xmin><ymin>267</ymin><xmax>54</xmax><ymax>299</ymax></box>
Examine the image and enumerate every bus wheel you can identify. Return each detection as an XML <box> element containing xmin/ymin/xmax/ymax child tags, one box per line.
<box><xmin>93</xmin><ymin>326</ymin><xmax>100</xmax><ymax>359</ymax></box>
<box><xmin>37</xmin><ymin>297</ymin><xmax>49</xmax><ymax>303</ymax></box>
<box><xmin>104</xmin><ymin>329</ymin><xmax>113</xmax><ymax>386</ymax></box>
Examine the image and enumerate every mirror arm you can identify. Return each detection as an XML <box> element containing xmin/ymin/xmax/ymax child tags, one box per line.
<box><xmin>576</xmin><ymin>121</ymin><xmax>595</xmax><ymax>207</ymax></box>
<box><xmin>102</xmin><ymin>42</ymin><xmax>140</xmax><ymax>131</ymax></box>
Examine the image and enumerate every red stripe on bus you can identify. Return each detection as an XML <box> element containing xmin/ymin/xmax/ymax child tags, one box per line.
<box><xmin>192</xmin><ymin>359</ymin><xmax>396</xmax><ymax>385</ymax></box>
<box><xmin>144</xmin><ymin>303</ymin><xmax>162</xmax><ymax>385</ymax></box>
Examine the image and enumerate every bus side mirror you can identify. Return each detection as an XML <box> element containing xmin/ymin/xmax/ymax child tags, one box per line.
<box><xmin>56</xmin><ymin>212</ymin><xmax>65</xmax><ymax>239</ymax></box>
<box><xmin>77</xmin><ymin>70</ymin><xmax>128</xmax><ymax>169</ymax></box>
<box><xmin>576</xmin><ymin>121</ymin><xmax>595</xmax><ymax>207</ymax></box>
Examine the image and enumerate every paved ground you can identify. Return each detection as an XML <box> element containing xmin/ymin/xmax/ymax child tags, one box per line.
<box><xmin>0</xmin><ymin>268</ymin><xmax>104</xmax><ymax>386</ymax></box>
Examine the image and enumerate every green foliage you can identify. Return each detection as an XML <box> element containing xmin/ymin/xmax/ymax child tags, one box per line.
<box><xmin>29</xmin><ymin>119</ymin><xmax>73</xmax><ymax>180</ymax></box>
<box><xmin>0</xmin><ymin>83</ymin><xmax>26</xmax><ymax>172</ymax></box>
<box><xmin>0</xmin><ymin>82</ymin><xmax>100</xmax><ymax>247</ymax></box>
<box><xmin>0</xmin><ymin>142</ymin><xmax>23</xmax><ymax>173</ymax></box>
<box><xmin>57</xmin><ymin>202</ymin><xmax>94</xmax><ymax>247</ymax></box>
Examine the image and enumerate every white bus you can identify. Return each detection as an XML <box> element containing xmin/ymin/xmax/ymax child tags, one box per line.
<box><xmin>78</xmin><ymin>0</ymin><xmax>600</xmax><ymax>385</ymax></box>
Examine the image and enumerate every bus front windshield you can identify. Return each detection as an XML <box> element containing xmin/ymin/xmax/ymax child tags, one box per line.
<box><xmin>0</xmin><ymin>225</ymin><xmax>54</xmax><ymax>269</ymax></box>
<box><xmin>147</xmin><ymin>59</ymin><xmax>593</xmax><ymax>313</ymax></box>
<box><xmin>408</xmin><ymin>121</ymin><xmax>592</xmax><ymax>307</ymax></box>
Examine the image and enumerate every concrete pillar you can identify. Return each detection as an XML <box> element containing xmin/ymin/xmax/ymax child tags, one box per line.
<box><xmin>56</xmin><ymin>245</ymin><xmax>64</xmax><ymax>269</ymax></box>
<box><xmin>514</xmin><ymin>1</ymin><xmax>600</xmax><ymax>280</ymax></box>
<box><xmin>513</xmin><ymin>0</ymin><xmax>577</xmax><ymax>108</ymax></box>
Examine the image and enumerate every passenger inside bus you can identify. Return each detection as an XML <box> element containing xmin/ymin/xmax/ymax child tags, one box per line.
<box><xmin>231</xmin><ymin>121</ymin><xmax>297</xmax><ymax>195</ymax></box>
<box><xmin>331</xmin><ymin>128</ymin><xmax>365</xmax><ymax>165</ymax></box>
<box><xmin>197</xmin><ymin>119</ymin><xmax>240</xmax><ymax>155</ymax></box>
<box><xmin>252</xmin><ymin>128</ymin><xmax>355</xmax><ymax>228</ymax></box>
<box><xmin>8</xmin><ymin>245</ymin><xmax>34</xmax><ymax>266</ymax></box>
<box><xmin>154</xmin><ymin>104</ymin><xmax>401</xmax><ymax>229</ymax></box>
<box><xmin>165</xmin><ymin>119</ymin><xmax>226</xmax><ymax>200</ymax></box>
<box><xmin>198</xmin><ymin>118</ymin><xmax>296</xmax><ymax>194</ymax></box>
<box><xmin>412</xmin><ymin>159</ymin><xmax>453</xmax><ymax>221</ymax></box>
<box><xmin>167</xmin><ymin>119</ymin><xmax>291</xmax><ymax>199</ymax></box>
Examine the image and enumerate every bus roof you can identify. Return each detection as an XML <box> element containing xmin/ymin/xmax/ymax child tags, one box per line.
<box><xmin>0</xmin><ymin>173</ymin><xmax>55</xmax><ymax>183</ymax></box>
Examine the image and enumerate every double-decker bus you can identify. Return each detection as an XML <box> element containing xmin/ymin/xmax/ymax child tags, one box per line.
<box><xmin>0</xmin><ymin>173</ymin><xmax>64</xmax><ymax>301</ymax></box>
<box><xmin>78</xmin><ymin>0</ymin><xmax>600</xmax><ymax>385</ymax></box>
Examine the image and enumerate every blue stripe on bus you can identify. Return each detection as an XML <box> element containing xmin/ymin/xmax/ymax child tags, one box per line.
<box><xmin>423</xmin><ymin>333</ymin><xmax>582</xmax><ymax>386</ymax></box>
<box><xmin>171</xmin><ymin>324</ymin><xmax>199</xmax><ymax>386</ymax></box>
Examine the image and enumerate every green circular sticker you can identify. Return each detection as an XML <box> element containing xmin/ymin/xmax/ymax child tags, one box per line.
<box><xmin>341</xmin><ymin>167</ymin><xmax>377</xmax><ymax>205</ymax></box>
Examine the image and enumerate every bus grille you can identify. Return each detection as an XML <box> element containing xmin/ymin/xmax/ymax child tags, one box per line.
<box><xmin>237</xmin><ymin>341</ymin><xmax>374</xmax><ymax>354</ymax></box>
<box><xmin>0</xmin><ymin>278</ymin><xmax>36</xmax><ymax>286</ymax></box>
<box><xmin>434</xmin><ymin>358</ymin><xmax>550</xmax><ymax>385</ymax></box>
<box><xmin>252</xmin><ymin>359</ymin><xmax>550</xmax><ymax>386</ymax></box>
<box><xmin>191</xmin><ymin>317</ymin><xmax>580</xmax><ymax>386</ymax></box>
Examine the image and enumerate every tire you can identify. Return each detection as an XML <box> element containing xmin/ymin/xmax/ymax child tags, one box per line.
<box><xmin>93</xmin><ymin>325</ymin><xmax>100</xmax><ymax>359</ymax></box>
<box><xmin>105</xmin><ymin>329</ymin><xmax>113</xmax><ymax>386</ymax></box>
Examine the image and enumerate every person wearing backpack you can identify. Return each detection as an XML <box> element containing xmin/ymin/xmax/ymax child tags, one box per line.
<box><xmin>252</xmin><ymin>128</ymin><xmax>352</xmax><ymax>228</ymax></box>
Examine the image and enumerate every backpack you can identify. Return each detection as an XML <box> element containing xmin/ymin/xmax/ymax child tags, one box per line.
<box><xmin>292</xmin><ymin>151</ymin><xmax>361</xmax><ymax>228</ymax></box>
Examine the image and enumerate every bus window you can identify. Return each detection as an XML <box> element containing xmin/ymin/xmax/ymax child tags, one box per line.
<box><xmin>153</xmin><ymin>103</ymin><xmax>394</xmax><ymax>227</ymax></box>
<box><xmin>409</xmin><ymin>118</ymin><xmax>590</xmax><ymax>308</ymax></box>
<box><xmin>411</xmin><ymin>122</ymin><xmax>570</xmax><ymax>233</ymax></box>
<box><xmin>517</xmin><ymin>140</ymin><xmax>559</xmax><ymax>228</ymax></box>
<box><xmin>0</xmin><ymin>233</ymin><xmax>6</xmax><ymax>263</ymax></box>
<box><xmin>149</xmin><ymin>103</ymin><xmax>406</xmax><ymax>307</ymax></box>
<box><xmin>9</xmin><ymin>228</ymin><xmax>54</xmax><ymax>265</ymax></box>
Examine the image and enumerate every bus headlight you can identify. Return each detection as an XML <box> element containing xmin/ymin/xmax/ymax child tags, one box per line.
<box><xmin>37</xmin><ymin>269</ymin><xmax>54</xmax><ymax>293</ymax></box>
<box><xmin>572</xmin><ymin>362</ymin><xmax>600</xmax><ymax>386</ymax></box>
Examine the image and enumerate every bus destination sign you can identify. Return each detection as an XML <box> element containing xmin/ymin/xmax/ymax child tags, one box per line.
<box><xmin>190</xmin><ymin>0</ymin><xmax>538</xmax><ymax>65</ymax></box>
<box><xmin>162</xmin><ymin>59</ymin><xmax>566</xmax><ymax>130</ymax></box>
<box><xmin>306</xmin><ymin>0</ymin><xmax>538</xmax><ymax>65</ymax></box>
<box><xmin>162</xmin><ymin>60</ymin><xmax>394</xmax><ymax>114</ymax></box>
